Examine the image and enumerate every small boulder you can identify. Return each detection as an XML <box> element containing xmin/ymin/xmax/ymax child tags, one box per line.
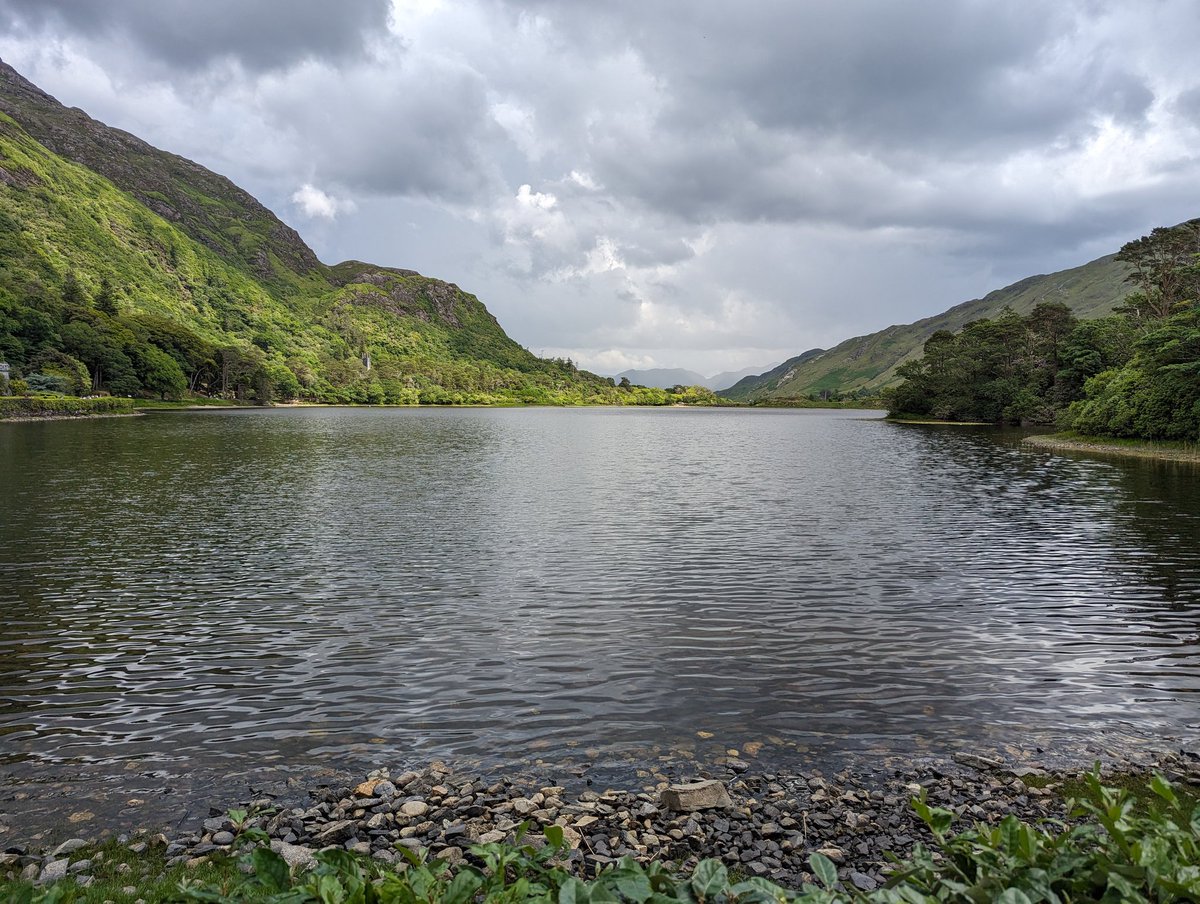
<box><xmin>38</xmin><ymin>860</ymin><xmax>69</xmax><ymax>884</ymax></box>
<box><xmin>661</xmin><ymin>780</ymin><xmax>732</xmax><ymax>813</ymax></box>
<box><xmin>270</xmin><ymin>840</ymin><xmax>317</xmax><ymax>872</ymax></box>
<box><xmin>399</xmin><ymin>801</ymin><xmax>429</xmax><ymax>818</ymax></box>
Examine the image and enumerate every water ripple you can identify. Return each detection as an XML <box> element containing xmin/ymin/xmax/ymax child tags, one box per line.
<box><xmin>1</xmin><ymin>408</ymin><xmax>1198</xmax><ymax>776</ymax></box>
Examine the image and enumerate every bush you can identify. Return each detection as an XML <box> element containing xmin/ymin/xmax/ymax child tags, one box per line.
<box><xmin>0</xmin><ymin>396</ymin><xmax>134</xmax><ymax>419</ymax></box>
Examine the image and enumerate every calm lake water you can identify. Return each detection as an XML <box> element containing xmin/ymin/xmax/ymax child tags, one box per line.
<box><xmin>1</xmin><ymin>407</ymin><xmax>1199</xmax><ymax>827</ymax></box>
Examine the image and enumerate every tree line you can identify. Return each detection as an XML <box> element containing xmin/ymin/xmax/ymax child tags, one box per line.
<box><xmin>887</xmin><ymin>219</ymin><xmax>1200</xmax><ymax>440</ymax></box>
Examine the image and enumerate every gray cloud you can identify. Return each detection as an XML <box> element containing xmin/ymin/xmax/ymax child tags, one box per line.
<box><xmin>1</xmin><ymin>0</ymin><xmax>1198</xmax><ymax>373</ymax></box>
<box><xmin>0</xmin><ymin>0</ymin><xmax>390</xmax><ymax>72</ymax></box>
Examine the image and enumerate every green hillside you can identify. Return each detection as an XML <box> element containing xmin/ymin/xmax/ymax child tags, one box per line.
<box><xmin>720</xmin><ymin>253</ymin><xmax>1132</xmax><ymax>401</ymax></box>
<box><xmin>0</xmin><ymin>60</ymin><xmax>681</xmax><ymax>406</ymax></box>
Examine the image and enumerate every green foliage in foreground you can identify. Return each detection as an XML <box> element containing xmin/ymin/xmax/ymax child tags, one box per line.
<box><xmin>7</xmin><ymin>770</ymin><xmax>1198</xmax><ymax>904</ymax></box>
<box><xmin>0</xmin><ymin>395</ymin><xmax>133</xmax><ymax>418</ymax></box>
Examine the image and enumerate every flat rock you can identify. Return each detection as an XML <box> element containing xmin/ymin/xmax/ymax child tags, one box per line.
<box><xmin>50</xmin><ymin>839</ymin><xmax>87</xmax><ymax>859</ymax></box>
<box><xmin>313</xmin><ymin>820</ymin><xmax>356</xmax><ymax>844</ymax></box>
<box><xmin>661</xmin><ymin>780</ymin><xmax>732</xmax><ymax>812</ymax></box>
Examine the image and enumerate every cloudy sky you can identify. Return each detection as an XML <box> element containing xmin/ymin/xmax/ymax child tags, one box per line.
<box><xmin>2</xmin><ymin>0</ymin><xmax>1199</xmax><ymax>375</ymax></box>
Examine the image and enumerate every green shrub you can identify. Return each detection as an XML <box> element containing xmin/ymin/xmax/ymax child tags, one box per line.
<box><xmin>0</xmin><ymin>395</ymin><xmax>134</xmax><ymax>418</ymax></box>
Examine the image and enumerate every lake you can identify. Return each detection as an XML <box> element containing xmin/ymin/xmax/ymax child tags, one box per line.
<box><xmin>1</xmin><ymin>407</ymin><xmax>1198</xmax><ymax>829</ymax></box>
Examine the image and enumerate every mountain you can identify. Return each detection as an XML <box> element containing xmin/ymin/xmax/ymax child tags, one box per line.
<box><xmin>0</xmin><ymin>60</ymin><xmax>636</xmax><ymax>405</ymax></box>
<box><xmin>719</xmin><ymin>253</ymin><xmax>1132</xmax><ymax>401</ymax></box>
<box><xmin>707</xmin><ymin>366</ymin><xmax>775</xmax><ymax>391</ymax></box>
<box><xmin>618</xmin><ymin>364</ymin><xmax>779</xmax><ymax>390</ymax></box>
<box><xmin>616</xmin><ymin>367</ymin><xmax>709</xmax><ymax>389</ymax></box>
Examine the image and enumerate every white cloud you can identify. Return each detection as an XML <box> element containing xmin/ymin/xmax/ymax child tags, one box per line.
<box><xmin>291</xmin><ymin>183</ymin><xmax>357</xmax><ymax>220</ymax></box>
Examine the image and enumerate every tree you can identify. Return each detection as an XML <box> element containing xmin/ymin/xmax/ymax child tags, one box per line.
<box><xmin>135</xmin><ymin>345</ymin><xmax>187</xmax><ymax>399</ymax></box>
<box><xmin>94</xmin><ymin>277</ymin><xmax>119</xmax><ymax>316</ymax></box>
<box><xmin>1115</xmin><ymin>219</ymin><xmax>1200</xmax><ymax>322</ymax></box>
<box><xmin>61</xmin><ymin>270</ymin><xmax>86</xmax><ymax>308</ymax></box>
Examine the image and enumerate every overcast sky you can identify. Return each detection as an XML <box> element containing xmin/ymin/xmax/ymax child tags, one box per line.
<box><xmin>2</xmin><ymin>0</ymin><xmax>1198</xmax><ymax>375</ymax></box>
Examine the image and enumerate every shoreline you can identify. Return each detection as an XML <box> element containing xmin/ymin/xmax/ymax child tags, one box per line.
<box><xmin>0</xmin><ymin>410</ymin><xmax>143</xmax><ymax>424</ymax></box>
<box><xmin>1025</xmin><ymin>432</ymin><xmax>1200</xmax><ymax>463</ymax></box>
<box><xmin>4</xmin><ymin>747</ymin><xmax>1197</xmax><ymax>894</ymax></box>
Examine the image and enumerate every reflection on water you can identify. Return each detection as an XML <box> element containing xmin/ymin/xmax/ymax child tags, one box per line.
<box><xmin>0</xmin><ymin>408</ymin><xmax>1198</xmax><ymax>790</ymax></box>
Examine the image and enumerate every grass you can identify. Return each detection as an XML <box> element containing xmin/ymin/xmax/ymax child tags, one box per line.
<box><xmin>1020</xmin><ymin>768</ymin><xmax>1200</xmax><ymax>820</ymax></box>
<box><xmin>0</xmin><ymin>838</ymin><xmax>247</xmax><ymax>903</ymax></box>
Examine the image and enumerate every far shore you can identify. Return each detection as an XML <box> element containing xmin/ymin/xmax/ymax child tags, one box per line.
<box><xmin>1025</xmin><ymin>432</ymin><xmax>1200</xmax><ymax>463</ymax></box>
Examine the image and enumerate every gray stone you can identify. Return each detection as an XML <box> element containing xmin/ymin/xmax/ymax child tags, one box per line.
<box><xmin>38</xmin><ymin>860</ymin><xmax>69</xmax><ymax>884</ymax></box>
<box><xmin>270</xmin><ymin>840</ymin><xmax>317</xmax><ymax>872</ymax></box>
<box><xmin>399</xmin><ymin>801</ymin><xmax>429</xmax><ymax>818</ymax></box>
<box><xmin>850</xmin><ymin>871</ymin><xmax>878</xmax><ymax>891</ymax></box>
<box><xmin>67</xmin><ymin>859</ymin><xmax>91</xmax><ymax>874</ymax></box>
<box><xmin>953</xmin><ymin>753</ymin><xmax>1003</xmax><ymax>771</ymax></box>
<box><xmin>313</xmin><ymin>820</ymin><xmax>357</xmax><ymax>845</ymax></box>
<box><xmin>50</xmin><ymin>839</ymin><xmax>87</xmax><ymax>859</ymax></box>
<box><xmin>661</xmin><ymin>780</ymin><xmax>732</xmax><ymax>813</ymax></box>
<box><xmin>212</xmin><ymin>832</ymin><xmax>235</xmax><ymax>846</ymax></box>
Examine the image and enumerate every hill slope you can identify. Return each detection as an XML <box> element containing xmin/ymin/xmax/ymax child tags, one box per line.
<box><xmin>720</xmin><ymin>253</ymin><xmax>1132</xmax><ymax>401</ymax></box>
<box><xmin>0</xmin><ymin>60</ymin><xmax>633</xmax><ymax>405</ymax></box>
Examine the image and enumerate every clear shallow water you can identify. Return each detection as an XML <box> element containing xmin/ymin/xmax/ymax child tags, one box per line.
<box><xmin>1</xmin><ymin>407</ymin><xmax>1199</xmax><ymax>822</ymax></box>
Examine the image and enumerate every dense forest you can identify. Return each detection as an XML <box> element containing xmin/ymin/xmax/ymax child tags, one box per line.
<box><xmin>886</xmin><ymin>219</ymin><xmax>1200</xmax><ymax>440</ymax></box>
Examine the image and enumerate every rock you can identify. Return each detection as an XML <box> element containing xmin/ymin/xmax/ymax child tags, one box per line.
<box><xmin>954</xmin><ymin>753</ymin><xmax>1003</xmax><ymax>771</ymax></box>
<box><xmin>50</xmin><ymin>839</ymin><xmax>87</xmax><ymax>859</ymax></box>
<box><xmin>511</xmin><ymin>798</ymin><xmax>537</xmax><ymax>816</ymax></box>
<box><xmin>436</xmin><ymin>847</ymin><xmax>464</xmax><ymax>865</ymax></box>
<box><xmin>67</xmin><ymin>859</ymin><xmax>92</xmax><ymax>874</ymax></box>
<box><xmin>270</xmin><ymin>840</ymin><xmax>317</xmax><ymax>872</ymax></box>
<box><xmin>399</xmin><ymin>801</ymin><xmax>429</xmax><ymax>818</ymax></box>
<box><xmin>202</xmin><ymin>817</ymin><xmax>227</xmax><ymax>833</ymax></box>
<box><xmin>373</xmin><ymin>781</ymin><xmax>398</xmax><ymax>799</ymax></box>
<box><xmin>355</xmin><ymin>779</ymin><xmax>381</xmax><ymax>797</ymax></box>
<box><xmin>478</xmin><ymin>831</ymin><xmax>506</xmax><ymax>845</ymax></box>
<box><xmin>38</xmin><ymin>860</ymin><xmax>69</xmax><ymax>884</ymax></box>
<box><xmin>816</xmin><ymin>847</ymin><xmax>846</xmax><ymax>863</ymax></box>
<box><xmin>850</xmin><ymin>871</ymin><xmax>878</xmax><ymax>891</ymax></box>
<box><xmin>313</xmin><ymin>820</ymin><xmax>357</xmax><ymax>845</ymax></box>
<box><xmin>20</xmin><ymin>863</ymin><xmax>39</xmax><ymax>882</ymax></box>
<box><xmin>212</xmin><ymin>832</ymin><xmax>235</xmax><ymax>846</ymax></box>
<box><xmin>661</xmin><ymin>780</ymin><xmax>732</xmax><ymax>812</ymax></box>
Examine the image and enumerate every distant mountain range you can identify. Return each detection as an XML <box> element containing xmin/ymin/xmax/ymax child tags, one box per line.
<box><xmin>719</xmin><ymin>252</ymin><xmax>1132</xmax><ymax>401</ymax></box>
<box><xmin>617</xmin><ymin>364</ymin><xmax>775</xmax><ymax>391</ymax></box>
